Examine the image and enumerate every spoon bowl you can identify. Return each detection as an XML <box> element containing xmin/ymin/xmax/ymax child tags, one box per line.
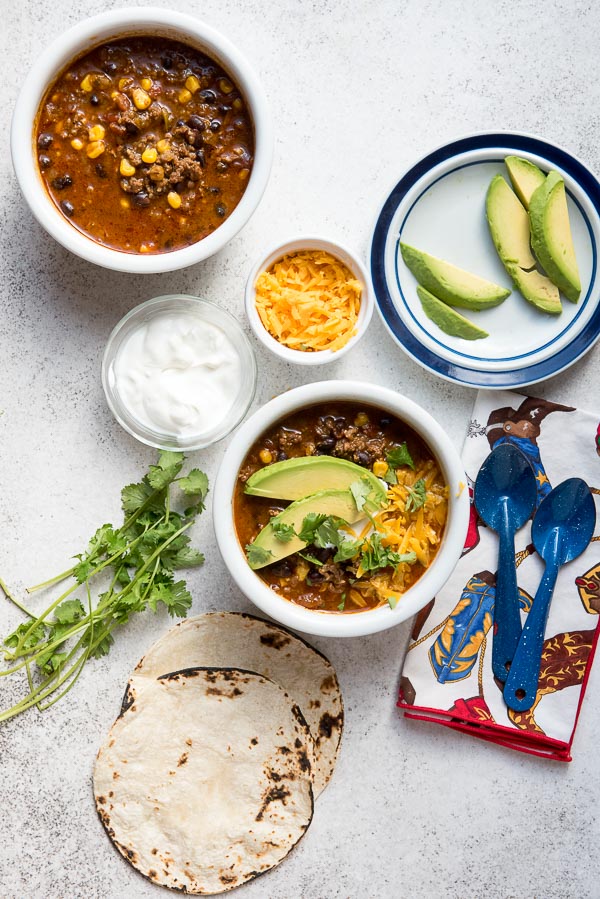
<box><xmin>474</xmin><ymin>444</ymin><xmax>538</xmax><ymax>681</ymax></box>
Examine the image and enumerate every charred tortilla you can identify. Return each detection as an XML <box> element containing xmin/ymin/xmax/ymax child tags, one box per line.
<box><xmin>132</xmin><ymin>612</ymin><xmax>343</xmax><ymax>795</ymax></box>
<box><xmin>94</xmin><ymin>667</ymin><xmax>314</xmax><ymax>895</ymax></box>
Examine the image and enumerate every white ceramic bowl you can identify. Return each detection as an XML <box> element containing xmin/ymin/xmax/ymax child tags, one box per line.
<box><xmin>213</xmin><ymin>380</ymin><xmax>470</xmax><ymax>637</ymax></box>
<box><xmin>11</xmin><ymin>7</ymin><xmax>273</xmax><ymax>273</ymax></box>
<box><xmin>245</xmin><ymin>237</ymin><xmax>374</xmax><ymax>364</ymax></box>
<box><xmin>102</xmin><ymin>295</ymin><xmax>257</xmax><ymax>450</ymax></box>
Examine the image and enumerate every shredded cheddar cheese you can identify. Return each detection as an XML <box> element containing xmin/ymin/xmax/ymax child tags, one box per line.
<box><xmin>352</xmin><ymin>460</ymin><xmax>449</xmax><ymax>608</ymax></box>
<box><xmin>254</xmin><ymin>250</ymin><xmax>362</xmax><ymax>352</ymax></box>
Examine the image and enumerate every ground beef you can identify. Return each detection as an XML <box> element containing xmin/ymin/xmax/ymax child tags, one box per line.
<box><xmin>277</xmin><ymin>429</ymin><xmax>303</xmax><ymax>450</ymax></box>
<box><xmin>307</xmin><ymin>560</ymin><xmax>347</xmax><ymax>588</ymax></box>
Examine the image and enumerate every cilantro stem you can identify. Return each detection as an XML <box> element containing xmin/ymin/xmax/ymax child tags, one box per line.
<box><xmin>0</xmin><ymin>576</ymin><xmax>35</xmax><ymax>618</ymax></box>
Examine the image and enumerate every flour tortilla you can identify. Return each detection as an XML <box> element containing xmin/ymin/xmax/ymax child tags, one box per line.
<box><xmin>132</xmin><ymin>612</ymin><xmax>343</xmax><ymax>796</ymax></box>
<box><xmin>95</xmin><ymin>668</ymin><xmax>314</xmax><ymax>895</ymax></box>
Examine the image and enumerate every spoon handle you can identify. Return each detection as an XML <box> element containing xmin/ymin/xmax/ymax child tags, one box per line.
<box><xmin>492</xmin><ymin>515</ymin><xmax>522</xmax><ymax>682</ymax></box>
<box><xmin>503</xmin><ymin>557</ymin><xmax>560</xmax><ymax>712</ymax></box>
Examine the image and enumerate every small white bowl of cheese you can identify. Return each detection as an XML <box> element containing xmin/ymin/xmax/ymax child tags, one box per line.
<box><xmin>245</xmin><ymin>236</ymin><xmax>374</xmax><ymax>365</ymax></box>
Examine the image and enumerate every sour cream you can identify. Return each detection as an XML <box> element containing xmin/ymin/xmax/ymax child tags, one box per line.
<box><xmin>112</xmin><ymin>311</ymin><xmax>243</xmax><ymax>439</ymax></box>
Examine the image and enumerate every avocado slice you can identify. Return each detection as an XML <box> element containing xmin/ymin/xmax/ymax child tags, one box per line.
<box><xmin>486</xmin><ymin>175</ymin><xmax>562</xmax><ymax>314</ymax></box>
<box><xmin>417</xmin><ymin>286</ymin><xmax>489</xmax><ymax>340</ymax></box>
<box><xmin>400</xmin><ymin>243</ymin><xmax>510</xmax><ymax>310</ymax></box>
<box><xmin>245</xmin><ymin>454</ymin><xmax>387</xmax><ymax>504</ymax></box>
<box><xmin>486</xmin><ymin>175</ymin><xmax>536</xmax><ymax>269</ymax></box>
<box><xmin>505</xmin><ymin>156</ymin><xmax>546</xmax><ymax>209</ymax></box>
<box><xmin>247</xmin><ymin>489</ymin><xmax>364</xmax><ymax>569</ymax></box>
<box><xmin>529</xmin><ymin>171</ymin><xmax>581</xmax><ymax>303</ymax></box>
<box><xmin>505</xmin><ymin>265</ymin><xmax>562</xmax><ymax>315</ymax></box>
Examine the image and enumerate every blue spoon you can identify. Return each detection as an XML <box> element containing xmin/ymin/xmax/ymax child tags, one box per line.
<box><xmin>504</xmin><ymin>478</ymin><xmax>596</xmax><ymax>713</ymax></box>
<box><xmin>474</xmin><ymin>444</ymin><xmax>537</xmax><ymax>682</ymax></box>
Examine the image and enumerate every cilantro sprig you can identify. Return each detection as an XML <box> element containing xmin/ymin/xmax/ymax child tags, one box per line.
<box><xmin>405</xmin><ymin>478</ymin><xmax>427</xmax><ymax>513</ymax></box>
<box><xmin>0</xmin><ymin>452</ymin><xmax>208</xmax><ymax>722</ymax></box>
<box><xmin>384</xmin><ymin>442</ymin><xmax>415</xmax><ymax>485</ymax></box>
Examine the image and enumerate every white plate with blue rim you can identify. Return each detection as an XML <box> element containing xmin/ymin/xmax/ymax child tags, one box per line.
<box><xmin>370</xmin><ymin>132</ymin><xmax>600</xmax><ymax>388</ymax></box>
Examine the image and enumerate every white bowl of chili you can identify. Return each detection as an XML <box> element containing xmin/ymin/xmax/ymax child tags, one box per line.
<box><xmin>213</xmin><ymin>380</ymin><xmax>470</xmax><ymax>638</ymax></box>
<box><xmin>245</xmin><ymin>237</ymin><xmax>374</xmax><ymax>364</ymax></box>
<box><xmin>11</xmin><ymin>7</ymin><xmax>273</xmax><ymax>273</ymax></box>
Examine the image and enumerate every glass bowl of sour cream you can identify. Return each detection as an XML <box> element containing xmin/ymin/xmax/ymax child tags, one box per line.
<box><xmin>102</xmin><ymin>295</ymin><xmax>257</xmax><ymax>451</ymax></box>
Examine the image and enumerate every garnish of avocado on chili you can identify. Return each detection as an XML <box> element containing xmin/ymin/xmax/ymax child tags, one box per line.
<box><xmin>234</xmin><ymin>403</ymin><xmax>449</xmax><ymax>613</ymax></box>
<box><xmin>35</xmin><ymin>37</ymin><xmax>254</xmax><ymax>254</ymax></box>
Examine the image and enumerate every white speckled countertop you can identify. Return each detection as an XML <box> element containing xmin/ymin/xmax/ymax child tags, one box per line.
<box><xmin>2</xmin><ymin>1</ymin><xmax>600</xmax><ymax>897</ymax></box>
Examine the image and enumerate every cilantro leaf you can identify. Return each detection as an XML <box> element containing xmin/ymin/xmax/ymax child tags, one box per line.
<box><xmin>337</xmin><ymin>593</ymin><xmax>347</xmax><ymax>612</ymax></box>
<box><xmin>178</xmin><ymin>468</ymin><xmax>209</xmax><ymax>500</ymax></box>
<box><xmin>333</xmin><ymin>535</ymin><xmax>362</xmax><ymax>563</ymax></box>
<box><xmin>121</xmin><ymin>480</ymin><xmax>155</xmax><ymax>514</ymax></box>
<box><xmin>272</xmin><ymin>521</ymin><xmax>296</xmax><ymax>543</ymax></box>
<box><xmin>298</xmin><ymin>551</ymin><xmax>324</xmax><ymax>566</ymax></box>
<box><xmin>246</xmin><ymin>544</ymin><xmax>274</xmax><ymax>569</ymax></box>
<box><xmin>147</xmin><ymin>455</ymin><xmax>184</xmax><ymax>490</ymax></box>
<box><xmin>297</xmin><ymin>513</ymin><xmax>329</xmax><ymax>544</ymax></box>
<box><xmin>406</xmin><ymin>478</ymin><xmax>427</xmax><ymax>513</ymax></box>
<box><xmin>53</xmin><ymin>599</ymin><xmax>85</xmax><ymax>625</ymax></box>
<box><xmin>387</xmin><ymin>443</ymin><xmax>415</xmax><ymax>470</ymax></box>
<box><xmin>349</xmin><ymin>479</ymin><xmax>372</xmax><ymax>512</ymax></box>
<box><xmin>387</xmin><ymin>596</ymin><xmax>398</xmax><ymax>610</ymax></box>
<box><xmin>171</xmin><ymin>547</ymin><xmax>205</xmax><ymax>569</ymax></box>
<box><xmin>359</xmin><ymin>533</ymin><xmax>416</xmax><ymax>573</ymax></box>
<box><xmin>384</xmin><ymin>467</ymin><xmax>398</xmax><ymax>486</ymax></box>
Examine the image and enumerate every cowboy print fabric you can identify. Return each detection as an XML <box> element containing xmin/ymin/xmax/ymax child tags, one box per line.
<box><xmin>398</xmin><ymin>390</ymin><xmax>600</xmax><ymax>761</ymax></box>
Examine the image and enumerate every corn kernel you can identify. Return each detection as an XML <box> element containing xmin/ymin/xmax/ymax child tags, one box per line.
<box><xmin>178</xmin><ymin>88</ymin><xmax>192</xmax><ymax>104</ymax></box>
<box><xmin>185</xmin><ymin>74</ymin><xmax>201</xmax><ymax>93</ymax></box>
<box><xmin>70</xmin><ymin>138</ymin><xmax>84</xmax><ymax>150</ymax></box>
<box><xmin>156</xmin><ymin>139</ymin><xmax>170</xmax><ymax>153</ymax></box>
<box><xmin>259</xmin><ymin>448</ymin><xmax>273</xmax><ymax>465</ymax></box>
<box><xmin>233</xmin><ymin>97</ymin><xmax>243</xmax><ymax>110</ymax></box>
<box><xmin>373</xmin><ymin>460</ymin><xmax>389</xmax><ymax>478</ymax></box>
<box><xmin>80</xmin><ymin>74</ymin><xmax>94</xmax><ymax>92</ymax></box>
<box><xmin>132</xmin><ymin>88</ymin><xmax>152</xmax><ymax>110</ymax></box>
<box><xmin>142</xmin><ymin>147</ymin><xmax>158</xmax><ymax>164</ymax></box>
<box><xmin>167</xmin><ymin>191</ymin><xmax>182</xmax><ymax>209</ymax></box>
<box><xmin>119</xmin><ymin>77</ymin><xmax>130</xmax><ymax>90</ymax></box>
<box><xmin>219</xmin><ymin>79</ymin><xmax>233</xmax><ymax>94</ymax></box>
<box><xmin>120</xmin><ymin>158</ymin><xmax>136</xmax><ymax>177</ymax></box>
<box><xmin>355</xmin><ymin>412</ymin><xmax>369</xmax><ymax>427</ymax></box>
<box><xmin>120</xmin><ymin>197</ymin><xmax>131</xmax><ymax>209</ymax></box>
<box><xmin>239</xmin><ymin>168</ymin><xmax>250</xmax><ymax>180</ymax></box>
<box><xmin>86</xmin><ymin>140</ymin><xmax>105</xmax><ymax>159</ymax></box>
<box><xmin>88</xmin><ymin>124</ymin><xmax>105</xmax><ymax>142</ymax></box>
<box><xmin>140</xmin><ymin>77</ymin><xmax>152</xmax><ymax>91</ymax></box>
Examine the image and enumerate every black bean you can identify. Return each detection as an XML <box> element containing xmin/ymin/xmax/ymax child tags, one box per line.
<box><xmin>161</xmin><ymin>56</ymin><xmax>173</xmax><ymax>69</ymax></box>
<box><xmin>218</xmin><ymin>104</ymin><xmax>231</xmax><ymax>114</ymax></box>
<box><xmin>210</xmin><ymin>119</ymin><xmax>221</xmax><ymax>132</ymax></box>
<box><xmin>192</xmin><ymin>132</ymin><xmax>204</xmax><ymax>149</ymax></box>
<box><xmin>277</xmin><ymin>451</ymin><xmax>288</xmax><ymax>461</ymax></box>
<box><xmin>95</xmin><ymin>162</ymin><xmax>107</xmax><ymax>179</ymax></box>
<box><xmin>51</xmin><ymin>175</ymin><xmax>73</xmax><ymax>190</ymax></box>
<box><xmin>379</xmin><ymin>418</ymin><xmax>391</xmax><ymax>427</ymax></box>
<box><xmin>316</xmin><ymin>437</ymin><xmax>336</xmax><ymax>453</ymax></box>
<box><xmin>38</xmin><ymin>154</ymin><xmax>51</xmax><ymax>169</ymax></box>
<box><xmin>356</xmin><ymin>451</ymin><xmax>372</xmax><ymax>467</ymax></box>
<box><xmin>60</xmin><ymin>200</ymin><xmax>74</xmax><ymax>217</ymax></box>
<box><xmin>103</xmin><ymin>61</ymin><xmax>118</xmax><ymax>75</ymax></box>
<box><xmin>90</xmin><ymin>93</ymin><xmax>100</xmax><ymax>106</ymax></box>
<box><xmin>124</xmin><ymin>121</ymin><xmax>139</xmax><ymax>136</ymax></box>
<box><xmin>132</xmin><ymin>192</ymin><xmax>150</xmax><ymax>208</ymax></box>
<box><xmin>195</xmin><ymin>148</ymin><xmax>205</xmax><ymax>165</ymax></box>
<box><xmin>199</xmin><ymin>89</ymin><xmax>216</xmax><ymax>103</ymax></box>
<box><xmin>208</xmin><ymin>186</ymin><xmax>221</xmax><ymax>194</ymax></box>
<box><xmin>187</xmin><ymin>114</ymin><xmax>205</xmax><ymax>131</ymax></box>
<box><xmin>216</xmin><ymin>161</ymin><xmax>228</xmax><ymax>173</ymax></box>
<box><xmin>215</xmin><ymin>203</ymin><xmax>226</xmax><ymax>217</ymax></box>
<box><xmin>37</xmin><ymin>133</ymin><xmax>53</xmax><ymax>150</ymax></box>
<box><xmin>176</xmin><ymin>118</ymin><xmax>186</xmax><ymax>127</ymax></box>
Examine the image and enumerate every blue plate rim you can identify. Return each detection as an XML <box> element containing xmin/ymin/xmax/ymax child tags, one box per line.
<box><xmin>370</xmin><ymin>131</ymin><xmax>600</xmax><ymax>389</ymax></box>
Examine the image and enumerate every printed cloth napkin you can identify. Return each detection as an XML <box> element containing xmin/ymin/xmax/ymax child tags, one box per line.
<box><xmin>398</xmin><ymin>390</ymin><xmax>600</xmax><ymax>761</ymax></box>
